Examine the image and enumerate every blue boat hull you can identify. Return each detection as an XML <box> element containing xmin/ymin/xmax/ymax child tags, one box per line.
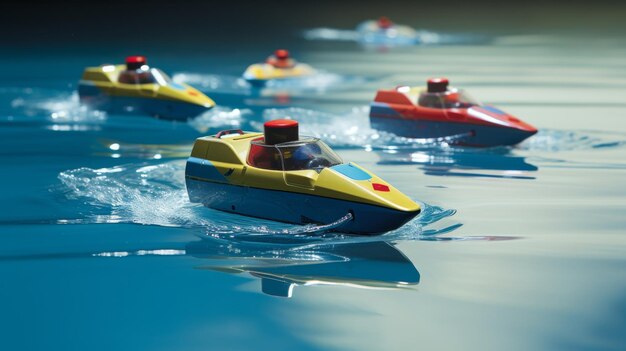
<box><xmin>370</xmin><ymin>104</ymin><xmax>536</xmax><ymax>147</ymax></box>
<box><xmin>185</xmin><ymin>177</ymin><xmax>420</xmax><ymax>235</ymax></box>
<box><xmin>78</xmin><ymin>84</ymin><xmax>210</xmax><ymax>121</ymax></box>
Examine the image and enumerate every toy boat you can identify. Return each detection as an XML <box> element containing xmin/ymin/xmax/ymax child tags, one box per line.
<box><xmin>185</xmin><ymin>119</ymin><xmax>420</xmax><ymax>234</ymax></box>
<box><xmin>78</xmin><ymin>56</ymin><xmax>215</xmax><ymax>120</ymax></box>
<box><xmin>243</xmin><ymin>50</ymin><xmax>315</xmax><ymax>86</ymax></box>
<box><xmin>357</xmin><ymin>17</ymin><xmax>420</xmax><ymax>47</ymax></box>
<box><xmin>370</xmin><ymin>78</ymin><xmax>538</xmax><ymax>147</ymax></box>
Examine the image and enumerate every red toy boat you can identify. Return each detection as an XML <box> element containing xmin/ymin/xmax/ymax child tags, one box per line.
<box><xmin>369</xmin><ymin>78</ymin><xmax>537</xmax><ymax>147</ymax></box>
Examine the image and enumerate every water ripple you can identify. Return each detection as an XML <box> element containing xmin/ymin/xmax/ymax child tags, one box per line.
<box><xmin>518</xmin><ymin>129</ymin><xmax>626</xmax><ymax>152</ymax></box>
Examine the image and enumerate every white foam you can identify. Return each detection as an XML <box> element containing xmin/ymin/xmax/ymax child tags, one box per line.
<box><xmin>57</xmin><ymin>160</ymin><xmax>457</xmax><ymax>240</ymax></box>
<box><xmin>58</xmin><ymin>161</ymin><xmax>199</xmax><ymax>228</ymax></box>
<box><xmin>172</xmin><ymin>73</ymin><xmax>250</xmax><ymax>94</ymax></box>
<box><xmin>188</xmin><ymin>106</ymin><xmax>251</xmax><ymax>133</ymax></box>
<box><xmin>12</xmin><ymin>91</ymin><xmax>107</xmax><ymax>123</ymax></box>
<box><xmin>261</xmin><ymin>107</ymin><xmax>466</xmax><ymax>149</ymax></box>
<box><xmin>173</xmin><ymin>71</ymin><xmax>367</xmax><ymax>95</ymax></box>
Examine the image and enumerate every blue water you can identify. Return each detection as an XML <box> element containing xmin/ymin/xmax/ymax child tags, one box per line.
<box><xmin>2</xmin><ymin>32</ymin><xmax>626</xmax><ymax>350</ymax></box>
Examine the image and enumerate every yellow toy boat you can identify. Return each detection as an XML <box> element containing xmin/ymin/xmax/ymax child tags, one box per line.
<box><xmin>185</xmin><ymin>119</ymin><xmax>421</xmax><ymax>234</ymax></box>
<box><xmin>78</xmin><ymin>56</ymin><xmax>215</xmax><ymax>120</ymax></box>
<box><xmin>243</xmin><ymin>49</ymin><xmax>315</xmax><ymax>86</ymax></box>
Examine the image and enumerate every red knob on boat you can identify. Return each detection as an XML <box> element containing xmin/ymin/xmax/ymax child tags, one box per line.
<box><xmin>427</xmin><ymin>77</ymin><xmax>449</xmax><ymax>93</ymax></box>
<box><xmin>264</xmin><ymin>119</ymin><xmax>299</xmax><ymax>145</ymax></box>
<box><xmin>274</xmin><ymin>49</ymin><xmax>290</xmax><ymax>60</ymax></box>
<box><xmin>377</xmin><ymin>16</ymin><xmax>393</xmax><ymax>29</ymax></box>
<box><xmin>126</xmin><ymin>56</ymin><xmax>147</xmax><ymax>70</ymax></box>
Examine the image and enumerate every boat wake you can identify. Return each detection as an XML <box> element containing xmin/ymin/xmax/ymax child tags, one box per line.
<box><xmin>57</xmin><ymin>160</ymin><xmax>459</xmax><ymax>241</ymax></box>
<box><xmin>188</xmin><ymin>106</ymin><xmax>250</xmax><ymax>133</ymax></box>
<box><xmin>262</xmin><ymin>106</ymin><xmax>473</xmax><ymax>150</ymax></box>
<box><xmin>172</xmin><ymin>71</ymin><xmax>367</xmax><ymax>95</ymax></box>
<box><xmin>9</xmin><ymin>90</ymin><xmax>107</xmax><ymax>127</ymax></box>
<box><xmin>263</xmin><ymin>107</ymin><xmax>626</xmax><ymax>154</ymax></box>
<box><xmin>518</xmin><ymin>129</ymin><xmax>626</xmax><ymax>152</ymax></box>
<box><xmin>172</xmin><ymin>73</ymin><xmax>250</xmax><ymax>95</ymax></box>
<box><xmin>261</xmin><ymin>71</ymin><xmax>367</xmax><ymax>93</ymax></box>
<box><xmin>58</xmin><ymin>161</ymin><xmax>196</xmax><ymax>228</ymax></box>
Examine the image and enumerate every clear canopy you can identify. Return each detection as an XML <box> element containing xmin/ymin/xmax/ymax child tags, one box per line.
<box><xmin>417</xmin><ymin>88</ymin><xmax>479</xmax><ymax>109</ymax></box>
<box><xmin>247</xmin><ymin>137</ymin><xmax>342</xmax><ymax>172</ymax></box>
<box><xmin>277</xmin><ymin>138</ymin><xmax>342</xmax><ymax>171</ymax></box>
<box><xmin>118</xmin><ymin>68</ymin><xmax>172</xmax><ymax>86</ymax></box>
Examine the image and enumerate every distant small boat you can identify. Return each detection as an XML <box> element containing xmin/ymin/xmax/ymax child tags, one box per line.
<box><xmin>78</xmin><ymin>56</ymin><xmax>215</xmax><ymax>120</ymax></box>
<box><xmin>357</xmin><ymin>16</ymin><xmax>420</xmax><ymax>47</ymax></box>
<box><xmin>243</xmin><ymin>49</ymin><xmax>316</xmax><ymax>86</ymax></box>
<box><xmin>370</xmin><ymin>78</ymin><xmax>538</xmax><ymax>147</ymax></box>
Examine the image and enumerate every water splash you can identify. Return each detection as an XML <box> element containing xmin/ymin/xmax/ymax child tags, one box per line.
<box><xmin>202</xmin><ymin>204</ymin><xmax>458</xmax><ymax>250</ymax></box>
<box><xmin>172</xmin><ymin>73</ymin><xmax>250</xmax><ymax>95</ymax></box>
<box><xmin>11</xmin><ymin>90</ymin><xmax>107</xmax><ymax>125</ymax></box>
<box><xmin>262</xmin><ymin>71</ymin><xmax>367</xmax><ymax>93</ymax></box>
<box><xmin>57</xmin><ymin>161</ymin><xmax>458</xmax><ymax>240</ymax></box>
<box><xmin>188</xmin><ymin>106</ymin><xmax>250</xmax><ymax>133</ymax></box>
<box><xmin>58</xmin><ymin>162</ymin><xmax>201</xmax><ymax>228</ymax></box>
<box><xmin>8</xmin><ymin>86</ymin><xmax>248</xmax><ymax>133</ymax></box>
<box><xmin>173</xmin><ymin>71</ymin><xmax>367</xmax><ymax>95</ymax></box>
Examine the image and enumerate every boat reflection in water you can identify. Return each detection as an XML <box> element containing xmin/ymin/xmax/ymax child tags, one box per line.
<box><xmin>187</xmin><ymin>239</ymin><xmax>420</xmax><ymax>298</ymax></box>
<box><xmin>0</xmin><ymin>234</ymin><xmax>420</xmax><ymax>299</ymax></box>
<box><xmin>377</xmin><ymin>147</ymin><xmax>538</xmax><ymax>179</ymax></box>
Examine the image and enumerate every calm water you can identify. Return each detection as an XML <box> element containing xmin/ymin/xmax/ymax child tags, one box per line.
<box><xmin>1</xmin><ymin>32</ymin><xmax>626</xmax><ymax>351</ymax></box>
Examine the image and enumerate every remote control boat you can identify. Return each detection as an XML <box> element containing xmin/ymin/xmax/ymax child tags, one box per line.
<box><xmin>78</xmin><ymin>56</ymin><xmax>215</xmax><ymax>120</ymax></box>
<box><xmin>243</xmin><ymin>49</ymin><xmax>315</xmax><ymax>86</ymax></box>
<box><xmin>185</xmin><ymin>119</ymin><xmax>420</xmax><ymax>234</ymax></box>
<box><xmin>357</xmin><ymin>16</ymin><xmax>420</xmax><ymax>47</ymax></box>
<box><xmin>370</xmin><ymin>78</ymin><xmax>537</xmax><ymax>147</ymax></box>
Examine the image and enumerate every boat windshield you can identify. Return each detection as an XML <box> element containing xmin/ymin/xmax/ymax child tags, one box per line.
<box><xmin>276</xmin><ymin>138</ymin><xmax>343</xmax><ymax>171</ymax></box>
<box><xmin>118</xmin><ymin>68</ymin><xmax>172</xmax><ymax>86</ymax></box>
<box><xmin>247</xmin><ymin>137</ymin><xmax>342</xmax><ymax>171</ymax></box>
<box><xmin>417</xmin><ymin>88</ymin><xmax>479</xmax><ymax>109</ymax></box>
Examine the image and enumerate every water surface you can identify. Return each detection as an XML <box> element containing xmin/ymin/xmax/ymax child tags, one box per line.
<box><xmin>1</xmin><ymin>29</ymin><xmax>626</xmax><ymax>351</ymax></box>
